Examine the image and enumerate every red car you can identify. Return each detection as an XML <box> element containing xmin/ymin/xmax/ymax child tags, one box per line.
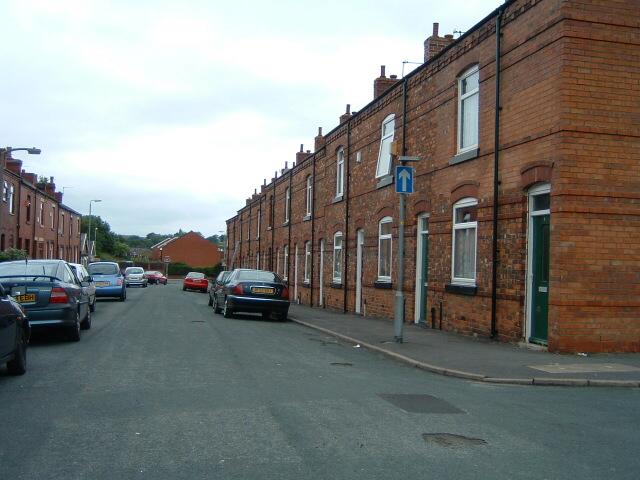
<box><xmin>183</xmin><ymin>272</ymin><xmax>208</xmax><ymax>293</ymax></box>
<box><xmin>144</xmin><ymin>270</ymin><xmax>167</xmax><ymax>285</ymax></box>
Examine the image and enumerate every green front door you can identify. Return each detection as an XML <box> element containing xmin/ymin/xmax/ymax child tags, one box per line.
<box><xmin>530</xmin><ymin>214</ymin><xmax>550</xmax><ymax>344</ymax></box>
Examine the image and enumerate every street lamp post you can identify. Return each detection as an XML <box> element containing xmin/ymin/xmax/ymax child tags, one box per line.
<box><xmin>88</xmin><ymin>199</ymin><xmax>102</xmax><ymax>261</ymax></box>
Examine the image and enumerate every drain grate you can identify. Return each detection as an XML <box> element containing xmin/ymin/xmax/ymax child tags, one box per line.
<box><xmin>330</xmin><ymin>362</ymin><xmax>353</xmax><ymax>367</ymax></box>
<box><xmin>379</xmin><ymin>394</ymin><xmax>464</xmax><ymax>414</ymax></box>
<box><xmin>422</xmin><ymin>433</ymin><xmax>487</xmax><ymax>448</ymax></box>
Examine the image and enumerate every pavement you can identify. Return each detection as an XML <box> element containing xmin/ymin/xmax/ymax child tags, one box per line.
<box><xmin>288</xmin><ymin>304</ymin><xmax>640</xmax><ymax>388</ymax></box>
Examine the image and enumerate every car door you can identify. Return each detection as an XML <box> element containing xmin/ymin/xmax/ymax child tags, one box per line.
<box><xmin>0</xmin><ymin>285</ymin><xmax>16</xmax><ymax>357</ymax></box>
<box><xmin>62</xmin><ymin>264</ymin><xmax>86</xmax><ymax>318</ymax></box>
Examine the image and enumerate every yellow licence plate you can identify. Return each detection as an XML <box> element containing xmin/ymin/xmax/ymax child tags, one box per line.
<box><xmin>96</xmin><ymin>281</ymin><xmax>110</xmax><ymax>287</ymax></box>
<box><xmin>16</xmin><ymin>294</ymin><xmax>36</xmax><ymax>303</ymax></box>
<box><xmin>252</xmin><ymin>287</ymin><xmax>274</xmax><ymax>295</ymax></box>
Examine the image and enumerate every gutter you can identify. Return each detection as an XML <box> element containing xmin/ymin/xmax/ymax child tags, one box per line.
<box><xmin>491</xmin><ymin>7</ymin><xmax>505</xmax><ymax>339</ymax></box>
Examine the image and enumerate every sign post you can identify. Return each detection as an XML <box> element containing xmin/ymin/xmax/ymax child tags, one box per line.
<box><xmin>394</xmin><ymin>157</ymin><xmax>419</xmax><ymax>343</ymax></box>
<box><xmin>163</xmin><ymin>256</ymin><xmax>170</xmax><ymax>278</ymax></box>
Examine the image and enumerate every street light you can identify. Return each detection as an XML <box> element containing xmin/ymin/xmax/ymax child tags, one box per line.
<box><xmin>3</xmin><ymin>146</ymin><xmax>42</xmax><ymax>155</ymax></box>
<box><xmin>88</xmin><ymin>199</ymin><xmax>102</xmax><ymax>260</ymax></box>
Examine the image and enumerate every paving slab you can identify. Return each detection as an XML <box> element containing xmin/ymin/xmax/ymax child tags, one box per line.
<box><xmin>288</xmin><ymin>304</ymin><xmax>640</xmax><ymax>387</ymax></box>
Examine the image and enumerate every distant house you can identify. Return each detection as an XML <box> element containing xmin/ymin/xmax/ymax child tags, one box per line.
<box><xmin>150</xmin><ymin>231</ymin><xmax>222</xmax><ymax>267</ymax></box>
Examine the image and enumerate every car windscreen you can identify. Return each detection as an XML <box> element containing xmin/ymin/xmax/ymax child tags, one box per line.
<box><xmin>187</xmin><ymin>273</ymin><xmax>205</xmax><ymax>279</ymax></box>
<box><xmin>127</xmin><ymin>268</ymin><xmax>144</xmax><ymax>274</ymax></box>
<box><xmin>88</xmin><ymin>263</ymin><xmax>120</xmax><ymax>275</ymax></box>
<box><xmin>236</xmin><ymin>271</ymin><xmax>280</xmax><ymax>283</ymax></box>
<box><xmin>145</xmin><ymin>271</ymin><xmax>160</xmax><ymax>275</ymax></box>
<box><xmin>0</xmin><ymin>262</ymin><xmax>59</xmax><ymax>280</ymax></box>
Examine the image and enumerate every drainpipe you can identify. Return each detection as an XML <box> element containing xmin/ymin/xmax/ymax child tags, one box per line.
<box><xmin>310</xmin><ymin>154</ymin><xmax>316</xmax><ymax>306</ymax></box>
<box><xmin>286</xmin><ymin>174</ymin><xmax>291</xmax><ymax>285</ymax></box>
<box><xmin>491</xmin><ymin>7</ymin><xmax>504</xmax><ymax>339</ymax></box>
<box><xmin>343</xmin><ymin>120</ymin><xmax>351</xmax><ymax>313</ymax></box>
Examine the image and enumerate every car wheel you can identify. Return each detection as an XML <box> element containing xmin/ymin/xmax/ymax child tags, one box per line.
<box><xmin>119</xmin><ymin>289</ymin><xmax>126</xmax><ymax>302</ymax></box>
<box><xmin>182</xmin><ymin>286</ymin><xmax>186</xmax><ymax>291</ymax></box>
<box><xmin>143</xmin><ymin>283</ymin><xmax>147</xmax><ymax>288</ymax></box>
<box><xmin>213</xmin><ymin>296</ymin><xmax>221</xmax><ymax>314</ymax></box>
<box><xmin>7</xmin><ymin>327</ymin><xmax>27</xmax><ymax>375</ymax></box>
<box><xmin>223</xmin><ymin>298</ymin><xmax>233</xmax><ymax>318</ymax></box>
<box><xmin>262</xmin><ymin>311</ymin><xmax>271</xmax><ymax>321</ymax></box>
<box><xmin>208</xmin><ymin>295</ymin><xmax>213</xmax><ymax>306</ymax></box>
<box><xmin>68</xmin><ymin>313</ymin><xmax>81</xmax><ymax>342</ymax></box>
<box><xmin>278</xmin><ymin>312</ymin><xmax>288</xmax><ymax>322</ymax></box>
<box><xmin>81</xmin><ymin>307</ymin><xmax>92</xmax><ymax>330</ymax></box>
<box><xmin>89</xmin><ymin>296</ymin><xmax>96</xmax><ymax>312</ymax></box>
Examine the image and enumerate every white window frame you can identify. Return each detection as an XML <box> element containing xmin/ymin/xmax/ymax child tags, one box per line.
<box><xmin>2</xmin><ymin>181</ymin><xmax>7</xmax><ymax>202</ymax></box>
<box><xmin>256</xmin><ymin>207</ymin><xmax>261</xmax><ymax>239</ymax></box>
<box><xmin>336</xmin><ymin>148</ymin><xmax>344</xmax><ymax>197</ymax></box>
<box><xmin>457</xmin><ymin>65</ymin><xmax>480</xmax><ymax>153</ymax></box>
<box><xmin>60</xmin><ymin>213</ymin><xmax>65</xmax><ymax>234</ymax></box>
<box><xmin>377</xmin><ymin>217</ymin><xmax>393</xmax><ymax>282</ymax></box>
<box><xmin>333</xmin><ymin>231</ymin><xmax>343</xmax><ymax>283</ymax></box>
<box><xmin>304</xmin><ymin>241</ymin><xmax>311</xmax><ymax>283</ymax></box>
<box><xmin>51</xmin><ymin>205</ymin><xmax>55</xmax><ymax>229</ymax></box>
<box><xmin>451</xmin><ymin>197</ymin><xmax>478</xmax><ymax>286</ymax></box>
<box><xmin>284</xmin><ymin>187</ymin><xmax>290</xmax><ymax>223</ymax></box>
<box><xmin>375</xmin><ymin>114</ymin><xmax>395</xmax><ymax>178</ymax></box>
<box><xmin>39</xmin><ymin>202</ymin><xmax>44</xmax><ymax>226</ymax></box>
<box><xmin>283</xmin><ymin>245</ymin><xmax>289</xmax><ymax>280</ymax></box>
<box><xmin>256</xmin><ymin>251</ymin><xmax>260</xmax><ymax>269</ymax></box>
<box><xmin>8</xmin><ymin>184</ymin><xmax>15</xmax><ymax>215</ymax></box>
<box><xmin>305</xmin><ymin>175</ymin><xmax>313</xmax><ymax>216</ymax></box>
<box><xmin>276</xmin><ymin>248</ymin><xmax>280</xmax><ymax>274</ymax></box>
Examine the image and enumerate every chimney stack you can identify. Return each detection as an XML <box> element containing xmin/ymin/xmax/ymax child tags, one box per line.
<box><xmin>296</xmin><ymin>144</ymin><xmax>309</xmax><ymax>165</ymax></box>
<box><xmin>424</xmin><ymin>22</ymin><xmax>455</xmax><ymax>62</ymax></box>
<box><xmin>374</xmin><ymin>65</ymin><xmax>401</xmax><ymax>98</ymax></box>
<box><xmin>339</xmin><ymin>104</ymin><xmax>352</xmax><ymax>124</ymax></box>
<box><xmin>314</xmin><ymin>127</ymin><xmax>325</xmax><ymax>151</ymax></box>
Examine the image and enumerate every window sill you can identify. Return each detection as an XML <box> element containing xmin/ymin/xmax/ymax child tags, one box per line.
<box><xmin>267</xmin><ymin>226</ymin><xmax>272</xmax><ymax>231</ymax></box>
<box><xmin>330</xmin><ymin>282</ymin><xmax>343</xmax><ymax>289</ymax></box>
<box><xmin>376</xmin><ymin>175</ymin><xmax>394</xmax><ymax>189</ymax></box>
<box><xmin>449</xmin><ymin>148</ymin><xmax>479</xmax><ymax>166</ymax></box>
<box><xmin>302</xmin><ymin>282</ymin><xmax>311</xmax><ymax>288</ymax></box>
<box><xmin>374</xmin><ymin>280</ymin><xmax>392</xmax><ymax>289</ymax></box>
<box><xmin>303</xmin><ymin>214</ymin><xmax>312</xmax><ymax>222</ymax></box>
<box><xmin>332</xmin><ymin>195</ymin><xmax>343</xmax><ymax>204</ymax></box>
<box><xmin>283</xmin><ymin>221</ymin><xmax>289</xmax><ymax>227</ymax></box>
<box><xmin>445</xmin><ymin>283</ymin><xmax>477</xmax><ymax>296</ymax></box>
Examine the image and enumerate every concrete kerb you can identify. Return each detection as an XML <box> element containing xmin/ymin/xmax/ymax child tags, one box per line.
<box><xmin>288</xmin><ymin>316</ymin><xmax>640</xmax><ymax>389</ymax></box>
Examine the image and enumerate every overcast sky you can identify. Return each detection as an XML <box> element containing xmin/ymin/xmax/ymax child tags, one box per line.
<box><xmin>1</xmin><ymin>0</ymin><xmax>502</xmax><ymax>237</ymax></box>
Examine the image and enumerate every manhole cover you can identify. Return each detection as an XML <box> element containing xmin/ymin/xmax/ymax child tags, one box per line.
<box><xmin>379</xmin><ymin>394</ymin><xmax>464</xmax><ymax>414</ymax></box>
<box><xmin>330</xmin><ymin>362</ymin><xmax>353</xmax><ymax>367</ymax></box>
<box><xmin>422</xmin><ymin>433</ymin><xmax>487</xmax><ymax>448</ymax></box>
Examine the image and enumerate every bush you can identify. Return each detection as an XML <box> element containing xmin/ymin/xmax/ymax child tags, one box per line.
<box><xmin>0</xmin><ymin>248</ymin><xmax>28</xmax><ymax>262</ymax></box>
<box><xmin>167</xmin><ymin>262</ymin><xmax>222</xmax><ymax>278</ymax></box>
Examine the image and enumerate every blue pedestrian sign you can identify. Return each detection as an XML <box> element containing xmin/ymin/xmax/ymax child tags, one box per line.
<box><xmin>395</xmin><ymin>166</ymin><xmax>414</xmax><ymax>194</ymax></box>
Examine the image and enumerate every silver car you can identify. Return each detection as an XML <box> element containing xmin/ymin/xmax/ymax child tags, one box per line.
<box><xmin>69</xmin><ymin>263</ymin><xmax>97</xmax><ymax>312</ymax></box>
<box><xmin>124</xmin><ymin>266</ymin><xmax>148</xmax><ymax>288</ymax></box>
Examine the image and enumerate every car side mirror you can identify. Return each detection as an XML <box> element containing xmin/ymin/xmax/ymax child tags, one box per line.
<box><xmin>85</xmin><ymin>275</ymin><xmax>93</xmax><ymax>283</ymax></box>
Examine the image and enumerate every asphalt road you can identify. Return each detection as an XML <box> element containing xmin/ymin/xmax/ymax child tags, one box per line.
<box><xmin>1</xmin><ymin>282</ymin><xmax>639</xmax><ymax>480</ymax></box>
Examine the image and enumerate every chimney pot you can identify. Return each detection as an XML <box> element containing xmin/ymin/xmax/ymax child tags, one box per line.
<box><xmin>285</xmin><ymin>161</ymin><xmax>288</xmax><ymax>169</ymax></box>
<box><xmin>433</xmin><ymin>22</ymin><xmax>439</xmax><ymax>37</ymax></box>
<box><xmin>318</xmin><ymin>127</ymin><xmax>322</xmax><ymax>135</ymax></box>
<box><xmin>346</xmin><ymin>104</ymin><xmax>351</xmax><ymax>114</ymax></box>
<box><xmin>299</xmin><ymin>144</ymin><xmax>303</xmax><ymax>152</ymax></box>
<box><xmin>380</xmin><ymin>65</ymin><xmax>386</xmax><ymax>77</ymax></box>
<box><xmin>445</xmin><ymin>34</ymin><xmax>453</xmax><ymax>39</ymax></box>
<box><xmin>306</xmin><ymin>150</ymin><xmax>310</xmax><ymax>154</ymax></box>
<box><xmin>390</xmin><ymin>75</ymin><xmax>397</xmax><ymax>79</ymax></box>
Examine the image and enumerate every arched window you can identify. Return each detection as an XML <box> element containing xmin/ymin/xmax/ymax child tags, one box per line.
<box><xmin>375</xmin><ymin>114</ymin><xmax>395</xmax><ymax>178</ymax></box>
<box><xmin>452</xmin><ymin>197</ymin><xmax>478</xmax><ymax>285</ymax></box>
<box><xmin>377</xmin><ymin>217</ymin><xmax>393</xmax><ymax>281</ymax></box>
<box><xmin>333</xmin><ymin>231</ymin><xmax>343</xmax><ymax>283</ymax></box>
<box><xmin>458</xmin><ymin>65</ymin><xmax>480</xmax><ymax>153</ymax></box>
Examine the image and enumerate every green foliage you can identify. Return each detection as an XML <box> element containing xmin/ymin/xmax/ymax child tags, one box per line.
<box><xmin>0</xmin><ymin>248</ymin><xmax>28</xmax><ymax>262</ymax></box>
<box><xmin>168</xmin><ymin>262</ymin><xmax>222</xmax><ymax>278</ymax></box>
<box><xmin>206</xmin><ymin>234</ymin><xmax>227</xmax><ymax>245</ymax></box>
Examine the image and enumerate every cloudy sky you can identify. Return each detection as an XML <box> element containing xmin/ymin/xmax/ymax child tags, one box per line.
<box><xmin>1</xmin><ymin>0</ymin><xmax>502</xmax><ymax>237</ymax></box>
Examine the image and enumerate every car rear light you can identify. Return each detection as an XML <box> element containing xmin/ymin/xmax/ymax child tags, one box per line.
<box><xmin>281</xmin><ymin>287</ymin><xmax>289</xmax><ymax>299</ymax></box>
<box><xmin>231</xmin><ymin>284</ymin><xmax>244</xmax><ymax>295</ymax></box>
<box><xmin>117</xmin><ymin>278</ymin><xmax>123</xmax><ymax>286</ymax></box>
<box><xmin>50</xmin><ymin>287</ymin><xmax>69</xmax><ymax>304</ymax></box>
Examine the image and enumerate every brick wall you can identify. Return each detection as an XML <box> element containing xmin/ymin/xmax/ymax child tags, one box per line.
<box><xmin>156</xmin><ymin>231</ymin><xmax>222</xmax><ymax>267</ymax></box>
<box><xmin>226</xmin><ymin>0</ymin><xmax>639</xmax><ymax>352</ymax></box>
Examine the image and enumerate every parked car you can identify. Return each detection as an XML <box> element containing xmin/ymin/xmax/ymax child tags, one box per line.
<box><xmin>88</xmin><ymin>261</ymin><xmax>126</xmax><ymax>301</ymax></box>
<box><xmin>124</xmin><ymin>266</ymin><xmax>148</xmax><ymax>288</ymax></box>
<box><xmin>69</xmin><ymin>262</ymin><xmax>96</xmax><ymax>312</ymax></box>
<box><xmin>0</xmin><ymin>259</ymin><xmax>92</xmax><ymax>341</ymax></box>
<box><xmin>144</xmin><ymin>270</ymin><xmax>167</xmax><ymax>285</ymax></box>
<box><xmin>183</xmin><ymin>272</ymin><xmax>209</xmax><ymax>293</ymax></box>
<box><xmin>208</xmin><ymin>270</ymin><xmax>231</xmax><ymax>307</ymax></box>
<box><xmin>212</xmin><ymin>269</ymin><xmax>289</xmax><ymax>320</ymax></box>
<box><xmin>0</xmin><ymin>284</ymin><xmax>30</xmax><ymax>375</ymax></box>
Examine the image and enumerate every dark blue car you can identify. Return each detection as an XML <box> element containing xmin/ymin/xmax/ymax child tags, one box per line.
<box><xmin>0</xmin><ymin>259</ymin><xmax>91</xmax><ymax>342</ymax></box>
<box><xmin>0</xmin><ymin>284</ymin><xmax>30</xmax><ymax>375</ymax></box>
<box><xmin>88</xmin><ymin>262</ymin><xmax>126</xmax><ymax>301</ymax></box>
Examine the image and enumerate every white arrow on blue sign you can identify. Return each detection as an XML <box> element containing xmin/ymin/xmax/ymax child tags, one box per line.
<box><xmin>395</xmin><ymin>166</ymin><xmax>414</xmax><ymax>194</ymax></box>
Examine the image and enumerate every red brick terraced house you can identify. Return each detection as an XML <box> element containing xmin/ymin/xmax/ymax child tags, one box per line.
<box><xmin>0</xmin><ymin>152</ymin><xmax>82</xmax><ymax>263</ymax></box>
<box><xmin>226</xmin><ymin>0</ymin><xmax>640</xmax><ymax>353</ymax></box>
<box><xmin>151</xmin><ymin>231</ymin><xmax>223</xmax><ymax>268</ymax></box>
